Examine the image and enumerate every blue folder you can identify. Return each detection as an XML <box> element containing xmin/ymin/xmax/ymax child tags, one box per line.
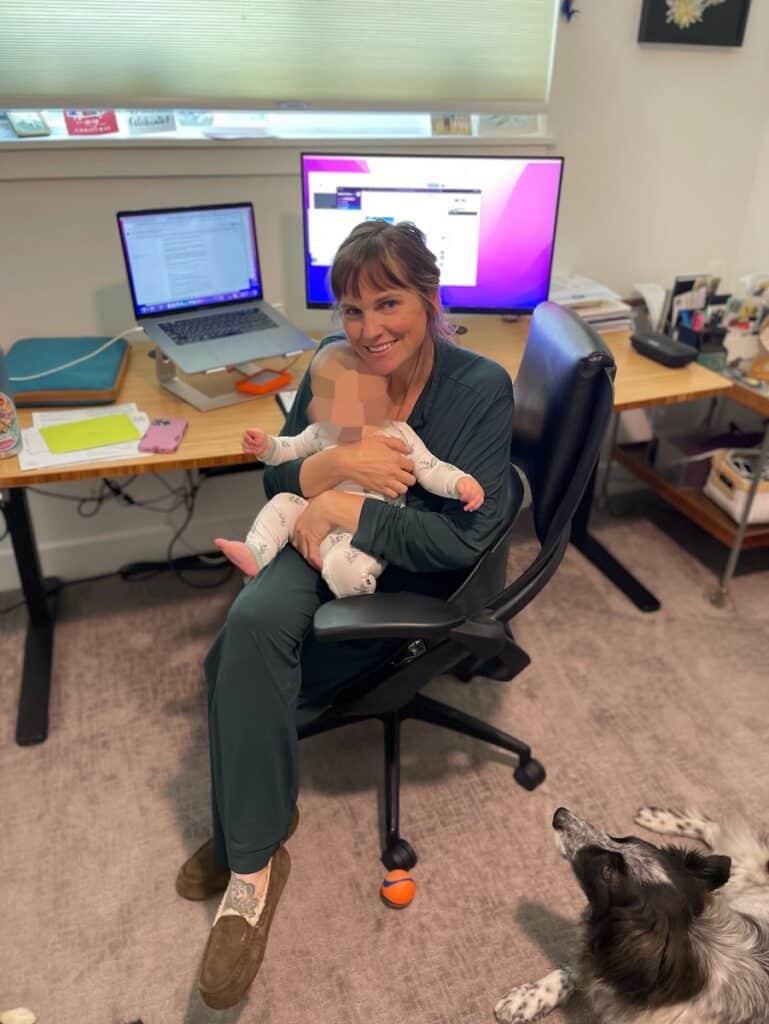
<box><xmin>7</xmin><ymin>337</ymin><xmax>129</xmax><ymax>407</ymax></box>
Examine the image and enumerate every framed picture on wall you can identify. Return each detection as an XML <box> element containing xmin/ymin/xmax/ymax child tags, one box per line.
<box><xmin>638</xmin><ymin>0</ymin><xmax>751</xmax><ymax>46</ymax></box>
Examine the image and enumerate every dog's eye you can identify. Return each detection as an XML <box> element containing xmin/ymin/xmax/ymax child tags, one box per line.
<box><xmin>601</xmin><ymin>863</ymin><xmax>614</xmax><ymax>882</ymax></box>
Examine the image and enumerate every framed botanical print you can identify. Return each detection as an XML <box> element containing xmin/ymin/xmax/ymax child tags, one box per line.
<box><xmin>638</xmin><ymin>0</ymin><xmax>751</xmax><ymax>46</ymax></box>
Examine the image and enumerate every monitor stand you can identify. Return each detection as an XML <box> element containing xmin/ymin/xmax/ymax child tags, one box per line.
<box><xmin>155</xmin><ymin>352</ymin><xmax>259</xmax><ymax>412</ymax></box>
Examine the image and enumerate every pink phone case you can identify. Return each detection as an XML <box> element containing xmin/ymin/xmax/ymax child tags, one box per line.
<box><xmin>138</xmin><ymin>417</ymin><xmax>188</xmax><ymax>453</ymax></box>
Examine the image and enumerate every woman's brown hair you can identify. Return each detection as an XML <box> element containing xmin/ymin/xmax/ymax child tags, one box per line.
<box><xmin>329</xmin><ymin>220</ymin><xmax>455</xmax><ymax>341</ymax></box>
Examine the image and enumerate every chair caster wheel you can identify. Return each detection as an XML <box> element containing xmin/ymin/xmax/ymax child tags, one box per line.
<box><xmin>382</xmin><ymin>838</ymin><xmax>418</xmax><ymax>871</ymax></box>
<box><xmin>514</xmin><ymin>758</ymin><xmax>546</xmax><ymax>791</ymax></box>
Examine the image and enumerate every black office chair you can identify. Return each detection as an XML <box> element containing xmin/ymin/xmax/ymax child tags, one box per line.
<box><xmin>297</xmin><ymin>303</ymin><xmax>615</xmax><ymax>870</ymax></box>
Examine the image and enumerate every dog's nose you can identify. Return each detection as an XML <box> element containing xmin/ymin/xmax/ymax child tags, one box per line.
<box><xmin>553</xmin><ymin>807</ymin><xmax>569</xmax><ymax>830</ymax></box>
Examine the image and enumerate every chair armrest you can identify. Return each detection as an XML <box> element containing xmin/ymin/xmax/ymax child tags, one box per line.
<box><xmin>313</xmin><ymin>593</ymin><xmax>465</xmax><ymax>643</ymax></box>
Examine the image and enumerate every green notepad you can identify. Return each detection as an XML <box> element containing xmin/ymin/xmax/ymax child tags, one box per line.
<box><xmin>39</xmin><ymin>413</ymin><xmax>141</xmax><ymax>454</ymax></box>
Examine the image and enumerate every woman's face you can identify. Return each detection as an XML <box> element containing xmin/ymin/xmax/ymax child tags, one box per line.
<box><xmin>338</xmin><ymin>280</ymin><xmax>435</xmax><ymax>378</ymax></box>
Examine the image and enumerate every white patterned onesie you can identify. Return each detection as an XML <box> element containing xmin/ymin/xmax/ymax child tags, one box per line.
<box><xmin>247</xmin><ymin>421</ymin><xmax>469</xmax><ymax>598</ymax></box>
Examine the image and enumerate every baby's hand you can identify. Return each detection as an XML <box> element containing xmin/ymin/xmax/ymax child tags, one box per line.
<box><xmin>456</xmin><ymin>476</ymin><xmax>484</xmax><ymax>512</ymax></box>
<box><xmin>242</xmin><ymin>426</ymin><xmax>270</xmax><ymax>458</ymax></box>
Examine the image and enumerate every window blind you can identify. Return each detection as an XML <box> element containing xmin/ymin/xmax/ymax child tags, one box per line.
<box><xmin>0</xmin><ymin>0</ymin><xmax>559</xmax><ymax>111</ymax></box>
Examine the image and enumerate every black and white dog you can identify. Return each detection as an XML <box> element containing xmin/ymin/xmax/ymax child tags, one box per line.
<box><xmin>494</xmin><ymin>806</ymin><xmax>769</xmax><ymax>1023</ymax></box>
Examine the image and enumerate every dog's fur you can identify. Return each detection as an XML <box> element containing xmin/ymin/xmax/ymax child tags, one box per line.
<box><xmin>494</xmin><ymin>806</ymin><xmax>769</xmax><ymax>1023</ymax></box>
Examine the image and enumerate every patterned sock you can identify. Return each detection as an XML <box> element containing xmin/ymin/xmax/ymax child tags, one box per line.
<box><xmin>213</xmin><ymin>862</ymin><xmax>271</xmax><ymax>929</ymax></box>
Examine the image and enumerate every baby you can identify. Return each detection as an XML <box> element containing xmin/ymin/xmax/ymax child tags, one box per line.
<box><xmin>215</xmin><ymin>342</ymin><xmax>484</xmax><ymax>598</ymax></box>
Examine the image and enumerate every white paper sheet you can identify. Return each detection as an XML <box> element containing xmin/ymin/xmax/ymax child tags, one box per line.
<box><xmin>549</xmin><ymin>274</ymin><xmax>621</xmax><ymax>306</ymax></box>
<box><xmin>633</xmin><ymin>282</ymin><xmax>668</xmax><ymax>331</ymax></box>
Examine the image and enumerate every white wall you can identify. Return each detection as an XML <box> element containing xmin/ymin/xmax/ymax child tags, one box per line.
<box><xmin>548</xmin><ymin>2</ymin><xmax>769</xmax><ymax>295</ymax></box>
<box><xmin>733</xmin><ymin>117</ymin><xmax>769</xmax><ymax>280</ymax></box>
<box><xmin>2</xmin><ymin>2</ymin><xmax>769</xmax><ymax>590</ymax></box>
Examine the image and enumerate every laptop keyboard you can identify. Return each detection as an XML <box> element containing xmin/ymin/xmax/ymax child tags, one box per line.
<box><xmin>159</xmin><ymin>308</ymin><xmax>277</xmax><ymax>345</ymax></box>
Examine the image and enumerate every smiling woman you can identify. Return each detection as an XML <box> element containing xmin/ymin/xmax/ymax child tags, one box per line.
<box><xmin>185</xmin><ymin>218</ymin><xmax>523</xmax><ymax>1011</ymax></box>
<box><xmin>330</xmin><ymin>221</ymin><xmax>451</xmax><ymax>415</ymax></box>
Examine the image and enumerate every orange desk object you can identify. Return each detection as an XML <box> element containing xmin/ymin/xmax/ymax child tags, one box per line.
<box><xmin>235</xmin><ymin>368</ymin><xmax>292</xmax><ymax>396</ymax></box>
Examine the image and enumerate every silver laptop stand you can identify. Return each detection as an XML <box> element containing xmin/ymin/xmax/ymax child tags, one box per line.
<box><xmin>155</xmin><ymin>352</ymin><xmax>260</xmax><ymax>412</ymax></box>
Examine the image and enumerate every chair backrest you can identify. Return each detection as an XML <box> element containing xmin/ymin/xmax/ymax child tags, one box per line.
<box><xmin>460</xmin><ymin>302</ymin><xmax>615</xmax><ymax>623</ymax></box>
<box><xmin>511</xmin><ymin>302</ymin><xmax>615</xmax><ymax>547</ymax></box>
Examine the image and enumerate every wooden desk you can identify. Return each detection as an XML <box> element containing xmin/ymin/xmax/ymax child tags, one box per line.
<box><xmin>462</xmin><ymin>318</ymin><xmax>731</xmax><ymax>412</ymax></box>
<box><xmin>0</xmin><ymin>344</ymin><xmax>308</xmax><ymax>489</ymax></box>
<box><xmin>0</xmin><ymin>322</ymin><xmax>731</xmax><ymax>490</ymax></box>
<box><xmin>612</xmin><ymin>373</ymin><xmax>769</xmax><ymax>606</ymax></box>
<box><xmin>0</xmin><ymin>319</ymin><xmax>732</xmax><ymax>745</ymax></box>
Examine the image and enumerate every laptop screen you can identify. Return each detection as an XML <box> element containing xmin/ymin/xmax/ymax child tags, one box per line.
<box><xmin>117</xmin><ymin>203</ymin><xmax>264</xmax><ymax>318</ymax></box>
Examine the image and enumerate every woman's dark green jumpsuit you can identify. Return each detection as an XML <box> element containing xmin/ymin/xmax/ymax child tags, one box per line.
<box><xmin>204</xmin><ymin>335</ymin><xmax>523</xmax><ymax>873</ymax></box>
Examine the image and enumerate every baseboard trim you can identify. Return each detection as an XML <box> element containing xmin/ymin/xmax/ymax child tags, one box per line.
<box><xmin>0</xmin><ymin>512</ymin><xmax>251</xmax><ymax>593</ymax></box>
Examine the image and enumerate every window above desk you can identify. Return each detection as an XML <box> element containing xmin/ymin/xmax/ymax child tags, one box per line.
<box><xmin>0</xmin><ymin>1</ymin><xmax>559</xmax><ymax>114</ymax></box>
<box><xmin>0</xmin><ymin>0</ymin><xmax>560</xmax><ymax>146</ymax></box>
<box><xmin>0</xmin><ymin>109</ymin><xmax>551</xmax><ymax>147</ymax></box>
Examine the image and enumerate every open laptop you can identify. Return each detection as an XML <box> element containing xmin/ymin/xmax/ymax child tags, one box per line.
<box><xmin>116</xmin><ymin>202</ymin><xmax>313</xmax><ymax>375</ymax></box>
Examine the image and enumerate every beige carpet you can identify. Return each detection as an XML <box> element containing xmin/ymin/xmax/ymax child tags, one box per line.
<box><xmin>1</xmin><ymin>507</ymin><xmax>768</xmax><ymax>1024</ymax></box>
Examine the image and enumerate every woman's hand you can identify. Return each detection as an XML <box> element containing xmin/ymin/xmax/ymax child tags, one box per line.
<box><xmin>290</xmin><ymin>493</ymin><xmax>334</xmax><ymax>570</ymax></box>
<box><xmin>341</xmin><ymin>435</ymin><xmax>416</xmax><ymax>498</ymax></box>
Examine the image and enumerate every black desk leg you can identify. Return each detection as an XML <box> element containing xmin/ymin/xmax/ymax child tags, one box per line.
<box><xmin>570</xmin><ymin>466</ymin><xmax>661</xmax><ymax>613</ymax></box>
<box><xmin>4</xmin><ymin>488</ymin><xmax>59</xmax><ymax>745</ymax></box>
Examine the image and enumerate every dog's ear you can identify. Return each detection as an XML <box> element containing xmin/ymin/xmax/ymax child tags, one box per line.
<box><xmin>668</xmin><ymin>848</ymin><xmax>731</xmax><ymax>891</ymax></box>
<box><xmin>687</xmin><ymin>852</ymin><xmax>731</xmax><ymax>891</ymax></box>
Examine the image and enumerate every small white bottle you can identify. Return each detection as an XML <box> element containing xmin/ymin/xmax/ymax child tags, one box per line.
<box><xmin>0</xmin><ymin>347</ymin><xmax>23</xmax><ymax>458</ymax></box>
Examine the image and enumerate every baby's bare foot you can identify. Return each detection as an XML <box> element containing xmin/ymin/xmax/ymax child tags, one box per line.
<box><xmin>215</xmin><ymin>538</ymin><xmax>259</xmax><ymax>577</ymax></box>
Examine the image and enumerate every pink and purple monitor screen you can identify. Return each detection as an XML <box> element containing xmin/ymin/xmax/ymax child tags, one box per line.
<box><xmin>301</xmin><ymin>154</ymin><xmax>563</xmax><ymax>313</ymax></box>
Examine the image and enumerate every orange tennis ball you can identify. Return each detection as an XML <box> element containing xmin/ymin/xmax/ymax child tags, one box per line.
<box><xmin>380</xmin><ymin>869</ymin><xmax>416</xmax><ymax>908</ymax></box>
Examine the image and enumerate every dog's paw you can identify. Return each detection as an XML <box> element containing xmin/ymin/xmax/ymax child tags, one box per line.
<box><xmin>495</xmin><ymin>970</ymin><xmax>573</xmax><ymax>1024</ymax></box>
<box><xmin>635</xmin><ymin>806</ymin><xmax>714</xmax><ymax>843</ymax></box>
<box><xmin>494</xmin><ymin>984</ymin><xmax>541</xmax><ymax>1024</ymax></box>
<box><xmin>635</xmin><ymin>805</ymin><xmax>678</xmax><ymax>833</ymax></box>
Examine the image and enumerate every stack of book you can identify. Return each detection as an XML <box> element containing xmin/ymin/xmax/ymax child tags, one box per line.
<box><xmin>549</xmin><ymin>274</ymin><xmax>634</xmax><ymax>334</ymax></box>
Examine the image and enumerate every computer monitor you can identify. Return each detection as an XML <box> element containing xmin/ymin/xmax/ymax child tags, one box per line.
<box><xmin>300</xmin><ymin>153</ymin><xmax>564</xmax><ymax>314</ymax></box>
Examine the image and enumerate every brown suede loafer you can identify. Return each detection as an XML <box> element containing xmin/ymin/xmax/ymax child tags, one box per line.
<box><xmin>176</xmin><ymin>806</ymin><xmax>299</xmax><ymax>901</ymax></box>
<box><xmin>198</xmin><ymin>844</ymin><xmax>291</xmax><ymax>1010</ymax></box>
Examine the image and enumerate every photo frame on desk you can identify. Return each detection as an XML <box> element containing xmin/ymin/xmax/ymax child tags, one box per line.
<box><xmin>638</xmin><ymin>0</ymin><xmax>751</xmax><ymax>47</ymax></box>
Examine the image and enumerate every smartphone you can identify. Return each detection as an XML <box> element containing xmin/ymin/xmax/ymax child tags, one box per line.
<box><xmin>138</xmin><ymin>417</ymin><xmax>188</xmax><ymax>453</ymax></box>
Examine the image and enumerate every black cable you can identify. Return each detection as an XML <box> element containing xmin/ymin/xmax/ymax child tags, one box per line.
<box><xmin>1</xmin><ymin>469</ymin><xmax>235</xmax><ymax>613</ymax></box>
<box><xmin>28</xmin><ymin>473</ymin><xmax>192</xmax><ymax>517</ymax></box>
<box><xmin>165</xmin><ymin>471</ymin><xmax>234</xmax><ymax>590</ymax></box>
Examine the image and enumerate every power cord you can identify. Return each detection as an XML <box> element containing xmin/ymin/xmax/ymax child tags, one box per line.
<box><xmin>0</xmin><ymin>469</ymin><xmax>234</xmax><ymax>614</ymax></box>
<box><xmin>119</xmin><ymin>471</ymin><xmax>234</xmax><ymax>589</ymax></box>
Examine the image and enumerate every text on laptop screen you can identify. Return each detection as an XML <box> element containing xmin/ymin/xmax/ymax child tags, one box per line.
<box><xmin>118</xmin><ymin>204</ymin><xmax>263</xmax><ymax>317</ymax></box>
<box><xmin>301</xmin><ymin>154</ymin><xmax>564</xmax><ymax>314</ymax></box>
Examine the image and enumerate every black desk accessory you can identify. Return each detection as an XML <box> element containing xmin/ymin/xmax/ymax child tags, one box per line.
<box><xmin>631</xmin><ymin>331</ymin><xmax>698</xmax><ymax>368</ymax></box>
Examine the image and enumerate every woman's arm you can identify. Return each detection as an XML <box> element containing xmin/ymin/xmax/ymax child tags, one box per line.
<box><xmin>263</xmin><ymin>337</ymin><xmax>414</xmax><ymax>501</ymax></box>
<box><xmin>298</xmin><ymin>446</ymin><xmax>349</xmax><ymax>497</ymax></box>
<box><xmin>349</xmin><ymin>387</ymin><xmax>518</xmax><ymax>573</ymax></box>
<box><xmin>289</xmin><ymin>491</ymin><xmax>365</xmax><ymax>569</ymax></box>
<box><xmin>316</xmin><ymin>491</ymin><xmax>366</xmax><ymax>532</ymax></box>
